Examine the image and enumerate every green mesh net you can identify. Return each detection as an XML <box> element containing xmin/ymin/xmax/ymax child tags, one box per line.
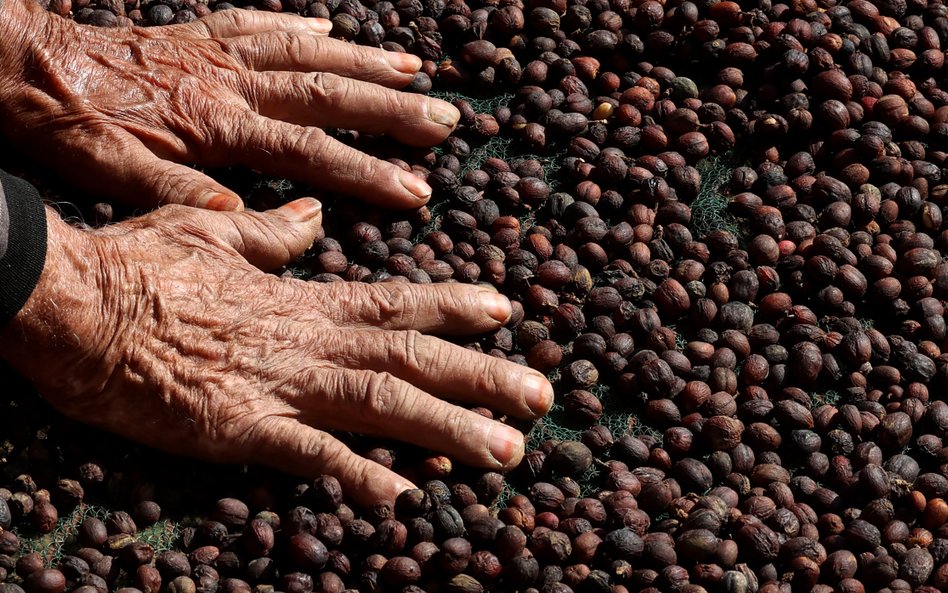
<box><xmin>14</xmin><ymin>503</ymin><xmax>182</xmax><ymax>567</ymax></box>
<box><xmin>690</xmin><ymin>151</ymin><xmax>748</xmax><ymax>240</ymax></box>
<box><xmin>811</xmin><ymin>390</ymin><xmax>843</xmax><ymax>408</ymax></box>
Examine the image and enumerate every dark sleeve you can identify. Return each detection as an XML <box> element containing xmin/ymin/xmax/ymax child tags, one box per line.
<box><xmin>0</xmin><ymin>169</ymin><xmax>47</xmax><ymax>324</ymax></box>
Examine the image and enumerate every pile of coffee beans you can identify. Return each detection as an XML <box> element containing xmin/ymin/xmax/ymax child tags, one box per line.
<box><xmin>3</xmin><ymin>0</ymin><xmax>948</xmax><ymax>591</ymax></box>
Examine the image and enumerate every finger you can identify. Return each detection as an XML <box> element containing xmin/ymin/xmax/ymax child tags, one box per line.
<box><xmin>334</xmin><ymin>329</ymin><xmax>554</xmax><ymax>418</ymax></box>
<box><xmin>167</xmin><ymin>9</ymin><xmax>332</xmax><ymax>39</ymax></box>
<box><xmin>251</xmin><ymin>417</ymin><xmax>414</xmax><ymax>506</ymax></box>
<box><xmin>321</xmin><ymin>369</ymin><xmax>525</xmax><ymax>471</ymax></box>
<box><xmin>245</xmin><ymin>71</ymin><xmax>459</xmax><ymax>146</ymax></box>
<box><xmin>56</xmin><ymin>131</ymin><xmax>243</xmax><ymax>211</ymax></box>
<box><xmin>315</xmin><ymin>282</ymin><xmax>512</xmax><ymax>333</ymax></box>
<box><xmin>221</xmin><ymin>33</ymin><xmax>419</xmax><ymax>85</ymax></box>
<box><xmin>217</xmin><ymin>111</ymin><xmax>432</xmax><ymax>207</ymax></box>
<box><xmin>180</xmin><ymin>198</ymin><xmax>324</xmax><ymax>270</ymax></box>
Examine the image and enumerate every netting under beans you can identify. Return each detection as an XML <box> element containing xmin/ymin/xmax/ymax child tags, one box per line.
<box><xmin>13</xmin><ymin>503</ymin><xmax>182</xmax><ymax>567</ymax></box>
<box><xmin>689</xmin><ymin>151</ymin><xmax>748</xmax><ymax>241</ymax></box>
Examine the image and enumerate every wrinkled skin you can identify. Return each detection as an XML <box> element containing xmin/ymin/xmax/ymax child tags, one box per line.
<box><xmin>0</xmin><ymin>201</ymin><xmax>554</xmax><ymax>505</ymax></box>
<box><xmin>0</xmin><ymin>0</ymin><xmax>458</xmax><ymax>209</ymax></box>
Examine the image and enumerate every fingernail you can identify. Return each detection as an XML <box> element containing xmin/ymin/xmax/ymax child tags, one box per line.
<box><xmin>281</xmin><ymin>198</ymin><xmax>322</xmax><ymax>222</ymax></box>
<box><xmin>198</xmin><ymin>192</ymin><xmax>241</xmax><ymax>211</ymax></box>
<box><xmin>428</xmin><ymin>100</ymin><xmax>461</xmax><ymax>128</ymax></box>
<box><xmin>400</xmin><ymin>171</ymin><xmax>432</xmax><ymax>201</ymax></box>
<box><xmin>310</xmin><ymin>18</ymin><xmax>332</xmax><ymax>33</ymax></box>
<box><xmin>489</xmin><ymin>424</ymin><xmax>525</xmax><ymax>467</ymax></box>
<box><xmin>386</xmin><ymin>51</ymin><xmax>422</xmax><ymax>74</ymax></box>
<box><xmin>479</xmin><ymin>292</ymin><xmax>511</xmax><ymax>323</ymax></box>
<box><xmin>523</xmin><ymin>374</ymin><xmax>554</xmax><ymax>416</ymax></box>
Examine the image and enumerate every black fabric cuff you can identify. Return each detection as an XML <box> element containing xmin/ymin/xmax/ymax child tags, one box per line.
<box><xmin>0</xmin><ymin>170</ymin><xmax>47</xmax><ymax>325</ymax></box>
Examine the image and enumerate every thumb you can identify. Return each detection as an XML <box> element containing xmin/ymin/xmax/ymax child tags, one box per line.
<box><xmin>210</xmin><ymin>198</ymin><xmax>324</xmax><ymax>271</ymax></box>
<box><xmin>97</xmin><ymin>198</ymin><xmax>323</xmax><ymax>270</ymax></box>
<box><xmin>58</xmin><ymin>134</ymin><xmax>245</xmax><ymax>211</ymax></box>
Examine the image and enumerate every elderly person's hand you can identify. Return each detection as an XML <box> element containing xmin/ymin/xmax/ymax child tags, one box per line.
<box><xmin>0</xmin><ymin>0</ymin><xmax>455</xmax><ymax>210</ymax></box>
<box><xmin>0</xmin><ymin>200</ymin><xmax>553</xmax><ymax>505</ymax></box>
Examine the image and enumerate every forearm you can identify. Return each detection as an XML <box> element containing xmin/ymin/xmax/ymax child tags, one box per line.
<box><xmin>0</xmin><ymin>172</ymin><xmax>110</xmax><ymax>405</ymax></box>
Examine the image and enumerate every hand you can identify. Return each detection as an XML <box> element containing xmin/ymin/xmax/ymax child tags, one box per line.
<box><xmin>0</xmin><ymin>1</ymin><xmax>457</xmax><ymax>210</ymax></box>
<box><xmin>0</xmin><ymin>203</ymin><xmax>553</xmax><ymax>505</ymax></box>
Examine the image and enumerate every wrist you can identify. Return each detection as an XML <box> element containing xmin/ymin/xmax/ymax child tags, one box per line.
<box><xmin>0</xmin><ymin>207</ymin><xmax>112</xmax><ymax>394</ymax></box>
<box><xmin>0</xmin><ymin>171</ymin><xmax>47</xmax><ymax>325</ymax></box>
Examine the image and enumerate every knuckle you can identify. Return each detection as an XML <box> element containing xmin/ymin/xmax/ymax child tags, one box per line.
<box><xmin>388</xmin><ymin>90</ymin><xmax>426</xmax><ymax>121</ymax></box>
<box><xmin>155</xmin><ymin>203</ymin><xmax>190</xmax><ymax>220</ymax></box>
<box><xmin>350</xmin><ymin>45</ymin><xmax>383</xmax><ymax>73</ymax></box>
<box><xmin>360</xmin><ymin>283</ymin><xmax>412</xmax><ymax>326</ymax></box>
<box><xmin>230</xmin><ymin>421</ymin><xmax>268</xmax><ymax>464</ymax></box>
<box><xmin>240</xmin><ymin>417</ymin><xmax>299</xmax><ymax>464</ymax></box>
<box><xmin>472</xmin><ymin>353</ymin><xmax>503</xmax><ymax>393</ymax></box>
<box><xmin>363</xmin><ymin>371</ymin><xmax>409</xmax><ymax>421</ymax></box>
<box><xmin>217</xmin><ymin>37</ymin><xmax>258</xmax><ymax>70</ymax></box>
<box><xmin>291</xmin><ymin>126</ymin><xmax>328</xmax><ymax>158</ymax></box>
<box><xmin>380</xmin><ymin>88</ymin><xmax>405</xmax><ymax>115</ymax></box>
<box><xmin>277</xmin><ymin>427</ymin><xmax>342</xmax><ymax>473</ymax></box>
<box><xmin>152</xmin><ymin>169</ymin><xmax>201</xmax><ymax>206</ymax></box>
<box><xmin>443</xmin><ymin>407</ymin><xmax>478</xmax><ymax>453</ymax></box>
<box><xmin>170</xmin><ymin>82</ymin><xmax>227</xmax><ymax>143</ymax></box>
<box><xmin>249</xmin><ymin>211</ymin><xmax>287</xmax><ymax>244</ymax></box>
<box><xmin>221</xmin><ymin>9</ymin><xmax>246</xmax><ymax>33</ymax></box>
<box><xmin>307</xmin><ymin>433</ymin><xmax>344</xmax><ymax>469</ymax></box>
<box><xmin>354</xmin><ymin>151</ymin><xmax>386</xmax><ymax>184</ymax></box>
<box><xmin>359</xmin><ymin>371</ymin><xmax>390</xmax><ymax>417</ymax></box>
<box><xmin>325</xmin><ymin>365</ymin><xmax>361</xmax><ymax>407</ymax></box>
<box><xmin>145</xmin><ymin>173</ymin><xmax>181</xmax><ymax>206</ymax></box>
<box><xmin>391</xmin><ymin>330</ymin><xmax>426</xmax><ymax>373</ymax></box>
<box><xmin>222</xmin><ymin>215</ymin><xmax>250</xmax><ymax>255</ymax></box>
<box><xmin>339</xmin><ymin>453</ymin><xmax>372</xmax><ymax>487</ymax></box>
<box><xmin>436</xmin><ymin>286</ymin><xmax>465</xmax><ymax>318</ymax></box>
<box><xmin>309</xmin><ymin>72</ymin><xmax>345</xmax><ymax>104</ymax></box>
<box><xmin>288</xmin><ymin>34</ymin><xmax>318</xmax><ymax>67</ymax></box>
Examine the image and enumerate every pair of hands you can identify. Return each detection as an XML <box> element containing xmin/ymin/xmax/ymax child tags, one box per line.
<box><xmin>0</xmin><ymin>1</ymin><xmax>552</xmax><ymax>504</ymax></box>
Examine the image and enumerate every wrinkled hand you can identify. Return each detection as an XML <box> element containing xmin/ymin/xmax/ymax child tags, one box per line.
<box><xmin>0</xmin><ymin>203</ymin><xmax>553</xmax><ymax>505</ymax></box>
<box><xmin>0</xmin><ymin>0</ymin><xmax>456</xmax><ymax>210</ymax></box>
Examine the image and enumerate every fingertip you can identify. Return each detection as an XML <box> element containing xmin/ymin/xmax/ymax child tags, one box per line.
<box><xmin>478</xmin><ymin>291</ymin><xmax>512</xmax><ymax>324</ymax></box>
<box><xmin>197</xmin><ymin>191</ymin><xmax>243</xmax><ymax>211</ymax></box>
<box><xmin>398</xmin><ymin>170</ymin><xmax>432</xmax><ymax>204</ymax></box>
<box><xmin>427</xmin><ymin>98</ymin><xmax>461</xmax><ymax>129</ymax></box>
<box><xmin>488</xmin><ymin>423</ymin><xmax>525</xmax><ymax>470</ymax></box>
<box><xmin>360</xmin><ymin>468</ymin><xmax>418</xmax><ymax>507</ymax></box>
<box><xmin>522</xmin><ymin>373</ymin><xmax>555</xmax><ymax>417</ymax></box>
<box><xmin>385</xmin><ymin>51</ymin><xmax>422</xmax><ymax>74</ymax></box>
<box><xmin>278</xmin><ymin>197</ymin><xmax>323</xmax><ymax>223</ymax></box>
<box><xmin>393</xmin><ymin>478</ymin><xmax>418</xmax><ymax>498</ymax></box>
<box><xmin>309</xmin><ymin>17</ymin><xmax>332</xmax><ymax>34</ymax></box>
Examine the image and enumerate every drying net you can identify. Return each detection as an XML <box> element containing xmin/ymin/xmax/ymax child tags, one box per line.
<box><xmin>690</xmin><ymin>150</ymin><xmax>749</xmax><ymax>240</ymax></box>
<box><xmin>13</xmin><ymin>503</ymin><xmax>181</xmax><ymax>567</ymax></box>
